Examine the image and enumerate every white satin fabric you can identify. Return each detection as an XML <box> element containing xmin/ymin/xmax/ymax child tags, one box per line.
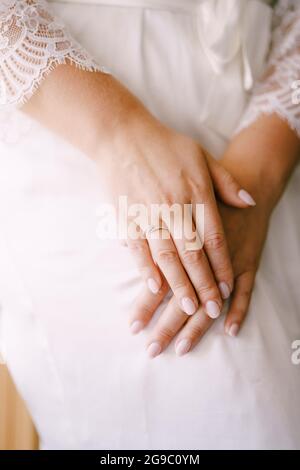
<box><xmin>0</xmin><ymin>0</ymin><xmax>300</xmax><ymax>450</ymax></box>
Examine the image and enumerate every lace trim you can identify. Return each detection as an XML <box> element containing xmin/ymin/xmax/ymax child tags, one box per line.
<box><xmin>237</xmin><ymin>0</ymin><xmax>300</xmax><ymax>138</ymax></box>
<box><xmin>1</xmin><ymin>0</ymin><xmax>300</xmax><ymax>142</ymax></box>
<box><xmin>0</xmin><ymin>0</ymin><xmax>108</xmax><ymax>109</ymax></box>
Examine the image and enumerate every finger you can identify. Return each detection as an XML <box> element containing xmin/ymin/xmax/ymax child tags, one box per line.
<box><xmin>170</xmin><ymin>215</ymin><xmax>223</xmax><ymax>320</ymax></box>
<box><xmin>193</xmin><ymin>198</ymin><xmax>234</xmax><ymax>304</ymax></box>
<box><xmin>148</xmin><ymin>226</ymin><xmax>198</xmax><ymax>316</ymax></box>
<box><xmin>127</xmin><ymin>229</ymin><xmax>162</xmax><ymax>294</ymax></box>
<box><xmin>206</xmin><ymin>152</ymin><xmax>256</xmax><ymax>208</ymax></box>
<box><xmin>193</xmin><ymin>196</ymin><xmax>233</xmax><ymax>299</ymax></box>
<box><xmin>174</xmin><ymin>308</ymin><xmax>214</xmax><ymax>356</ymax></box>
<box><xmin>129</xmin><ymin>280</ymin><xmax>169</xmax><ymax>335</ymax></box>
<box><xmin>224</xmin><ymin>270</ymin><xmax>255</xmax><ymax>337</ymax></box>
<box><xmin>146</xmin><ymin>295</ymin><xmax>188</xmax><ymax>358</ymax></box>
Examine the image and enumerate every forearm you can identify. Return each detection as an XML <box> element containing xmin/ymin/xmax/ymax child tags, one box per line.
<box><xmin>221</xmin><ymin>114</ymin><xmax>300</xmax><ymax>213</ymax></box>
<box><xmin>22</xmin><ymin>63</ymin><xmax>149</xmax><ymax>158</ymax></box>
<box><xmin>225</xmin><ymin>2</ymin><xmax>300</xmax><ymax>214</ymax></box>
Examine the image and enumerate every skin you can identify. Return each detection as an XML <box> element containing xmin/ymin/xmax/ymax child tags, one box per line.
<box><xmin>129</xmin><ymin>114</ymin><xmax>300</xmax><ymax>357</ymax></box>
<box><xmin>23</xmin><ymin>64</ymin><xmax>254</xmax><ymax>321</ymax></box>
<box><xmin>22</xmin><ymin>65</ymin><xmax>299</xmax><ymax>356</ymax></box>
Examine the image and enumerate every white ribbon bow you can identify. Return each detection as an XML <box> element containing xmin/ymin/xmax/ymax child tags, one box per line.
<box><xmin>197</xmin><ymin>0</ymin><xmax>273</xmax><ymax>90</ymax></box>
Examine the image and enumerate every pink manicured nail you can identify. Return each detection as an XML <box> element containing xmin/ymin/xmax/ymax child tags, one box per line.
<box><xmin>147</xmin><ymin>342</ymin><xmax>162</xmax><ymax>358</ymax></box>
<box><xmin>175</xmin><ymin>339</ymin><xmax>192</xmax><ymax>357</ymax></box>
<box><xmin>219</xmin><ymin>282</ymin><xmax>231</xmax><ymax>300</ymax></box>
<box><xmin>206</xmin><ymin>300</ymin><xmax>221</xmax><ymax>319</ymax></box>
<box><xmin>147</xmin><ymin>278</ymin><xmax>160</xmax><ymax>294</ymax></box>
<box><xmin>238</xmin><ymin>189</ymin><xmax>256</xmax><ymax>206</ymax></box>
<box><xmin>130</xmin><ymin>320</ymin><xmax>144</xmax><ymax>335</ymax></box>
<box><xmin>181</xmin><ymin>297</ymin><xmax>197</xmax><ymax>316</ymax></box>
<box><xmin>227</xmin><ymin>323</ymin><xmax>239</xmax><ymax>337</ymax></box>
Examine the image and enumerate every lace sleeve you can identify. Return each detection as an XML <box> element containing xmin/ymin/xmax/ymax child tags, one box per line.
<box><xmin>0</xmin><ymin>0</ymin><xmax>108</xmax><ymax>109</ymax></box>
<box><xmin>237</xmin><ymin>0</ymin><xmax>300</xmax><ymax>139</ymax></box>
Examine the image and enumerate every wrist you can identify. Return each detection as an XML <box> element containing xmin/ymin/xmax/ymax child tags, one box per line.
<box><xmin>221</xmin><ymin>115</ymin><xmax>300</xmax><ymax>213</ymax></box>
<box><xmin>89</xmin><ymin>75</ymin><xmax>147</xmax><ymax>157</ymax></box>
<box><xmin>94</xmin><ymin>89</ymin><xmax>165</xmax><ymax>175</ymax></box>
<box><xmin>92</xmin><ymin>77</ymin><xmax>158</xmax><ymax>162</ymax></box>
<box><xmin>220</xmin><ymin>151</ymin><xmax>281</xmax><ymax>214</ymax></box>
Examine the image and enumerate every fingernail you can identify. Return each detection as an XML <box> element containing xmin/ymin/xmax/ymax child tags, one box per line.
<box><xmin>219</xmin><ymin>282</ymin><xmax>231</xmax><ymax>300</ymax></box>
<box><xmin>181</xmin><ymin>297</ymin><xmax>197</xmax><ymax>316</ymax></box>
<box><xmin>175</xmin><ymin>338</ymin><xmax>192</xmax><ymax>357</ymax></box>
<box><xmin>206</xmin><ymin>300</ymin><xmax>221</xmax><ymax>319</ymax></box>
<box><xmin>147</xmin><ymin>278</ymin><xmax>160</xmax><ymax>294</ymax></box>
<box><xmin>130</xmin><ymin>320</ymin><xmax>144</xmax><ymax>335</ymax></box>
<box><xmin>147</xmin><ymin>342</ymin><xmax>162</xmax><ymax>358</ymax></box>
<box><xmin>238</xmin><ymin>189</ymin><xmax>256</xmax><ymax>206</ymax></box>
<box><xmin>227</xmin><ymin>323</ymin><xmax>239</xmax><ymax>337</ymax></box>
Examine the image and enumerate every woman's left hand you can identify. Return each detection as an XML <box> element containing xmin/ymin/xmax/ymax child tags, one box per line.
<box><xmin>129</xmin><ymin>114</ymin><xmax>300</xmax><ymax>357</ymax></box>
<box><xmin>131</xmin><ymin>195</ymin><xmax>271</xmax><ymax>357</ymax></box>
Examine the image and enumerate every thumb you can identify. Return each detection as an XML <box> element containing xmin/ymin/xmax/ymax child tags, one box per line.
<box><xmin>205</xmin><ymin>152</ymin><xmax>256</xmax><ymax>208</ymax></box>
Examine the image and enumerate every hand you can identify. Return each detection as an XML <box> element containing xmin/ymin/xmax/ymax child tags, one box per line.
<box><xmin>128</xmin><ymin>114</ymin><xmax>300</xmax><ymax>357</ymax></box>
<box><xmin>23</xmin><ymin>66</ymin><xmax>255</xmax><ymax>320</ymax></box>
<box><xmin>96</xmin><ymin>87</ymin><xmax>255</xmax><ymax>321</ymax></box>
<box><xmin>131</xmin><ymin>197</ymin><xmax>270</xmax><ymax>357</ymax></box>
<box><xmin>19</xmin><ymin>64</ymin><xmax>299</xmax><ymax>347</ymax></box>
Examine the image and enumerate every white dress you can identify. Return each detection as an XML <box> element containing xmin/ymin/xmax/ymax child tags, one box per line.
<box><xmin>0</xmin><ymin>0</ymin><xmax>300</xmax><ymax>450</ymax></box>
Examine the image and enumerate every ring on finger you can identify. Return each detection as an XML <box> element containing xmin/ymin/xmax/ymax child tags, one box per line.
<box><xmin>145</xmin><ymin>224</ymin><xmax>170</xmax><ymax>239</ymax></box>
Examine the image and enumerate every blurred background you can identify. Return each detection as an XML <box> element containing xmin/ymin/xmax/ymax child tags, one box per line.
<box><xmin>0</xmin><ymin>364</ymin><xmax>38</xmax><ymax>450</ymax></box>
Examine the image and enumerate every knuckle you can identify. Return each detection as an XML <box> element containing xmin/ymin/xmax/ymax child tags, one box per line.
<box><xmin>181</xmin><ymin>248</ymin><xmax>204</xmax><ymax>265</ymax></box>
<box><xmin>140</xmin><ymin>266</ymin><xmax>153</xmax><ymax>279</ymax></box>
<box><xmin>159</xmin><ymin>281</ymin><xmax>170</xmax><ymax>295</ymax></box>
<box><xmin>189</xmin><ymin>325</ymin><xmax>203</xmax><ymax>339</ymax></box>
<box><xmin>188</xmin><ymin>316</ymin><xmax>205</xmax><ymax>338</ymax></box>
<box><xmin>222</xmin><ymin>168</ymin><xmax>235</xmax><ymax>186</ymax></box>
<box><xmin>230</xmin><ymin>308</ymin><xmax>245</xmax><ymax>320</ymax></box>
<box><xmin>205</xmin><ymin>232</ymin><xmax>225</xmax><ymax>251</ymax></box>
<box><xmin>173</xmin><ymin>281</ymin><xmax>191</xmax><ymax>294</ymax></box>
<box><xmin>215</xmin><ymin>264</ymin><xmax>233</xmax><ymax>282</ymax></box>
<box><xmin>160</xmin><ymin>192</ymin><xmax>175</xmax><ymax>206</ymax></box>
<box><xmin>129</xmin><ymin>240</ymin><xmax>147</xmax><ymax>254</ymax></box>
<box><xmin>157</xmin><ymin>325</ymin><xmax>176</xmax><ymax>342</ymax></box>
<box><xmin>160</xmin><ymin>188</ymin><xmax>185</xmax><ymax>206</ymax></box>
<box><xmin>195</xmin><ymin>283</ymin><xmax>218</xmax><ymax>299</ymax></box>
<box><xmin>239</xmin><ymin>289</ymin><xmax>252</xmax><ymax>304</ymax></box>
<box><xmin>134</xmin><ymin>303</ymin><xmax>154</xmax><ymax>320</ymax></box>
<box><xmin>156</xmin><ymin>248</ymin><xmax>178</xmax><ymax>265</ymax></box>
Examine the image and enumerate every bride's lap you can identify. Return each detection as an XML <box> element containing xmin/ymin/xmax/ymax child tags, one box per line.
<box><xmin>0</xmin><ymin>0</ymin><xmax>299</xmax><ymax>450</ymax></box>
<box><xmin>0</xmin><ymin>128</ymin><xmax>299</xmax><ymax>449</ymax></box>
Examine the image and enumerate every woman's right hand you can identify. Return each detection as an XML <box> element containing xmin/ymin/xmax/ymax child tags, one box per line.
<box><xmin>95</xmin><ymin>91</ymin><xmax>256</xmax><ymax>321</ymax></box>
<box><xmin>22</xmin><ymin>66</ymin><xmax>255</xmax><ymax>320</ymax></box>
